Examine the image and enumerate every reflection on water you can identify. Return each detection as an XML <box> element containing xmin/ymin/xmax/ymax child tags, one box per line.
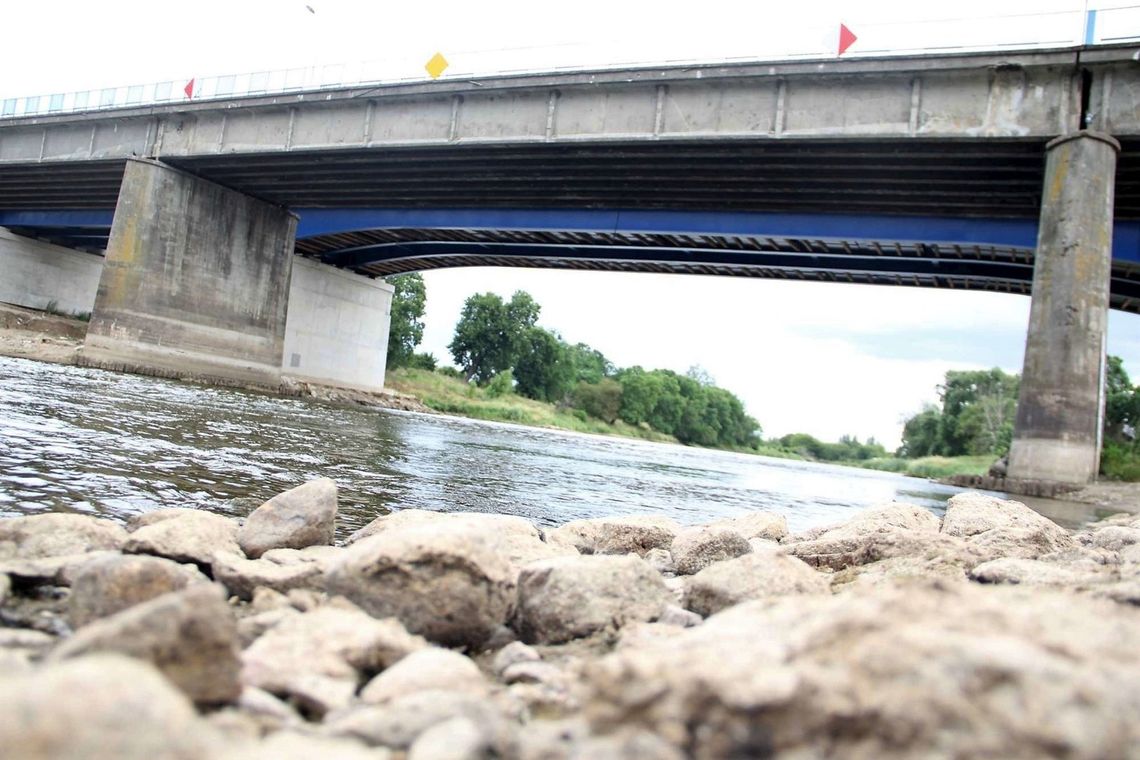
<box><xmin>0</xmin><ymin>356</ymin><xmax>1096</xmax><ymax>540</ymax></box>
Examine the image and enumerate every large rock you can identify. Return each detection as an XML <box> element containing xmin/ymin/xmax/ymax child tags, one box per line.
<box><xmin>786</xmin><ymin>502</ymin><xmax>945</xmax><ymax>570</ymax></box>
<box><xmin>238</xmin><ymin>478</ymin><xmax>338</xmax><ymax>559</ymax></box>
<box><xmin>585</xmin><ymin>582</ymin><xmax>1140</xmax><ymax>759</ymax></box>
<box><xmin>326</xmin><ymin>690</ymin><xmax>513</xmax><ymax>752</ymax></box>
<box><xmin>669</xmin><ymin>526</ymin><xmax>752</xmax><ymax>575</ymax></box>
<box><xmin>1085</xmin><ymin>525</ymin><xmax>1140</xmax><ymax>553</ymax></box>
<box><xmin>683</xmin><ymin>547</ymin><xmax>829</xmax><ymax>616</ymax></box>
<box><xmin>51</xmin><ymin>583</ymin><xmax>241</xmax><ymax>704</ymax></box>
<box><xmin>217</xmin><ymin>731</ymin><xmax>389</xmax><ymax>760</ymax></box>
<box><xmin>0</xmin><ymin>654</ymin><xmax>218</xmax><ymax>758</ymax></box>
<box><xmin>707</xmin><ymin>511</ymin><xmax>788</xmax><ymax>542</ymax></box>
<box><xmin>326</xmin><ymin>524</ymin><xmax>516</xmax><ymax>648</ymax></box>
<box><xmin>124</xmin><ymin>508</ymin><xmax>241</xmax><ymax>566</ymax></box>
<box><xmin>68</xmin><ymin>553</ymin><xmax>203</xmax><ymax>628</ymax></box>
<box><xmin>547</xmin><ymin>515</ymin><xmax>680</xmax><ymax>556</ymax></box>
<box><xmin>941</xmin><ymin>493</ymin><xmax>1075</xmax><ymax>559</ymax></box>
<box><xmin>0</xmin><ymin>549</ymin><xmax>119</xmax><ymax>587</ymax></box>
<box><xmin>360</xmin><ymin>647</ymin><xmax>489</xmax><ymax>704</ymax></box>
<box><xmin>0</xmin><ymin>513</ymin><xmax>126</xmax><ymax>559</ymax></box>
<box><xmin>516</xmin><ymin>554</ymin><xmax>672</xmax><ymax>644</ymax></box>
<box><xmin>213</xmin><ymin>546</ymin><xmax>334</xmax><ymax>600</ymax></box>
<box><xmin>241</xmin><ymin>599</ymin><xmax>427</xmax><ymax>717</ymax></box>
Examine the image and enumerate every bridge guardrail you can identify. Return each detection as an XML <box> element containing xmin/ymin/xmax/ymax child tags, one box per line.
<box><xmin>1</xmin><ymin>6</ymin><xmax>1138</xmax><ymax>121</ymax></box>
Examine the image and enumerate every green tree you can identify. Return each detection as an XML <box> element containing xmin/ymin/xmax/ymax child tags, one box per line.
<box><xmin>572</xmin><ymin>379</ymin><xmax>623</xmax><ymax>423</ymax></box>
<box><xmin>1105</xmin><ymin>355</ymin><xmax>1140</xmax><ymax>430</ymax></box>
<box><xmin>448</xmin><ymin>291</ymin><xmax>540</xmax><ymax>384</ymax></box>
<box><xmin>514</xmin><ymin>327</ymin><xmax>575</xmax><ymax>402</ymax></box>
<box><xmin>567</xmin><ymin>343</ymin><xmax>614</xmax><ymax>384</ymax></box>
<box><xmin>899</xmin><ymin>405</ymin><xmax>943</xmax><ymax>457</ymax></box>
<box><xmin>384</xmin><ymin>273</ymin><xmax>426</xmax><ymax>369</ymax></box>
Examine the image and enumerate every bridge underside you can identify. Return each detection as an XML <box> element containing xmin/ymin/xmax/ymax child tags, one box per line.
<box><xmin>2</xmin><ymin>139</ymin><xmax>1140</xmax><ymax>311</ymax></box>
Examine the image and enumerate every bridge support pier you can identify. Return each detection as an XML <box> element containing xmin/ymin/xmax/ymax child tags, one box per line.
<box><xmin>1008</xmin><ymin>132</ymin><xmax>1120</xmax><ymax>484</ymax></box>
<box><xmin>83</xmin><ymin>159</ymin><xmax>297</xmax><ymax>388</ymax></box>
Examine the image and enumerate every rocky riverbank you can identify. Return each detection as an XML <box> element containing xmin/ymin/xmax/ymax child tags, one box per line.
<box><xmin>1</xmin><ymin>485</ymin><xmax>1139</xmax><ymax>758</ymax></box>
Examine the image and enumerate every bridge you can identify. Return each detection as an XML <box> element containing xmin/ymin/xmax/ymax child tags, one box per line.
<box><xmin>1</xmin><ymin>44</ymin><xmax>1139</xmax><ymax>485</ymax></box>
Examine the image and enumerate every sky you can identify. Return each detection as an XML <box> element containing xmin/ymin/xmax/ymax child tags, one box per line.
<box><xmin>3</xmin><ymin>0</ymin><xmax>1140</xmax><ymax>448</ymax></box>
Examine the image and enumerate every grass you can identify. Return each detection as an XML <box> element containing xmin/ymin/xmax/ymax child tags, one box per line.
<box><xmin>851</xmin><ymin>455</ymin><xmax>993</xmax><ymax>479</ymax></box>
<box><xmin>385</xmin><ymin>367</ymin><xmax>676</xmax><ymax>443</ymax></box>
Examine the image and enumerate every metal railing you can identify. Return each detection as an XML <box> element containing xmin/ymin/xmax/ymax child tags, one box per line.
<box><xmin>2</xmin><ymin>5</ymin><xmax>1139</xmax><ymax>120</ymax></box>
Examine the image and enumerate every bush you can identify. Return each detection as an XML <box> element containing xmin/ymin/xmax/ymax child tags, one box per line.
<box><xmin>1101</xmin><ymin>441</ymin><xmax>1140</xmax><ymax>481</ymax></box>
<box><xmin>435</xmin><ymin>366</ymin><xmax>464</xmax><ymax>380</ymax></box>
<box><xmin>406</xmin><ymin>352</ymin><xmax>437</xmax><ymax>371</ymax></box>
<box><xmin>572</xmin><ymin>379</ymin><xmax>623</xmax><ymax>424</ymax></box>
<box><xmin>485</xmin><ymin>369</ymin><xmax>514</xmax><ymax>398</ymax></box>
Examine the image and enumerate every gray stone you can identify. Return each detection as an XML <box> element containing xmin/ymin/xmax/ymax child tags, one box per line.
<box><xmin>241</xmin><ymin>600</ymin><xmax>427</xmax><ymax>717</ymax></box>
<box><xmin>789</xmin><ymin>502</ymin><xmax>940</xmax><ymax>544</ymax></box>
<box><xmin>683</xmin><ymin>547</ymin><xmax>829</xmax><ymax>616</ymax></box>
<box><xmin>658</xmin><ymin>603</ymin><xmax>703</xmax><ymax>627</ymax></box>
<box><xmin>547</xmin><ymin>515</ymin><xmax>680</xmax><ymax>556</ymax></box>
<box><xmin>643</xmin><ymin>547</ymin><xmax>675</xmax><ymax>575</ymax></box>
<box><xmin>237</xmin><ymin>607</ymin><xmax>300</xmax><ymax>648</ymax></box>
<box><xmin>326</xmin><ymin>524</ymin><xmax>516</xmax><ymax>648</ymax></box>
<box><xmin>969</xmin><ymin>557</ymin><xmax>1116</xmax><ymax>590</ymax></box>
<box><xmin>669</xmin><ymin>525</ymin><xmax>752</xmax><ymax>575</ymax></box>
<box><xmin>707</xmin><ymin>511</ymin><xmax>789</xmax><ymax>542</ymax></box>
<box><xmin>238</xmin><ymin>478</ymin><xmax>338</xmax><ymax>559</ymax></box>
<box><xmin>584</xmin><ymin>582</ymin><xmax>1140</xmax><ymax>758</ymax></box>
<box><xmin>1088</xmin><ymin>525</ymin><xmax>1140</xmax><ymax>552</ymax></box>
<box><xmin>408</xmin><ymin>716</ymin><xmax>491</xmax><ymax>760</ymax></box>
<box><xmin>493</xmin><ymin>641</ymin><xmax>541</xmax><ymax>677</ymax></box>
<box><xmin>790</xmin><ymin>529</ymin><xmax>978</xmax><ymax>572</ymax></box>
<box><xmin>360</xmin><ymin>647</ymin><xmax>488</xmax><ymax>704</ymax></box>
<box><xmin>125</xmin><ymin>508</ymin><xmax>241</xmax><ymax>566</ymax></box>
<box><xmin>52</xmin><ymin>582</ymin><xmax>242</xmax><ymax>704</ymax></box>
<box><xmin>517</xmin><ymin>554</ymin><xmax>672</xmax><ymax>644</ymax></box>
<box><xmin>326</xmin><ymin>690</ymin><xmax>508</xmax><ymax>750</ymax></box>
<box><xmin>0</xmin><ymin>550</ymin><xmax>119</xmax><ymax>587</ymax></box>
<box><xmin>236</xmin><ymin>686</ymin><xmax>303</xmax><ymax>729</ymax></box>
<box><xmin>0</xmin><ymin>572</ymin><xmax>9</xmax><ymax>604</ymax></box>
<box><xmin>941</xmin><ymin>493</ymin><xmax>1075</xmax><ymax>558</ymax></box>
<box><xmin>217</xmin><ymin>731</ymin><xmax>391</xmax><ymax>760</ymax></box>
<box><xmin>68</xmin><ymin>553</ymin><xmax>202</xmax><ymax>628</ymax></box>
<box><xmin>0</xmin><ymin>513</ymin><xmax>127</xmax><ymax>559</ymax></box>
<box><xmin>0</xmin><ymin>654</ymin><xmax>218</xmax><ymax>759</ymax></box>
<box><xmin>213</xmin><ymin>550</ymin><xmax>327</xmax><ymax>600</ymax></box>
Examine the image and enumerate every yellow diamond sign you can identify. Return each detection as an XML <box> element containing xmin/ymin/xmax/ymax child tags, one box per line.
<box><xmin>425</xmin><ymin>52</ymin><xmax>449</xmax><ymax>79</ymax></box>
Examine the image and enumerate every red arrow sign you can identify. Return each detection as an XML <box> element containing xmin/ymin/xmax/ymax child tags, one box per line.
<box><xmin>838</xmin><ymin>24</ymin><xmax>857</xmax><ymax>55</ymax></box>
<box><xmin>183</xmin><ymin>79</ymin><xmax>195</xmax><ymax>99</ymax></box>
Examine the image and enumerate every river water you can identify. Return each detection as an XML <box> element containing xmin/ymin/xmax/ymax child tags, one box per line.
<box><xmin>0</xmin><ymin>356</ymin><xmax>1084</xmax><ymax>539</ymax></box>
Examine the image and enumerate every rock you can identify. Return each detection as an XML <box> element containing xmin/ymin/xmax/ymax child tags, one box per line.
<box><xmin>0</xmin><ymin>654</ymin><xmax>218</xmax><ymax>758</ymax></box>
<box><xmin>683</xmin><ymin>547</ymin><xmax>829</xmax><ymax>616</ymax></box>
<box><xmin>68</xmin><ymin>553</ymin><xmax>202</xmax><ymax>628</ymax></box>
<box><xmin>547</xmin><ymin>515</ymin><xmax>680</xmax><ymax>556</ymax></box>
<box><xmin>643</xmin><ymin>547</ymin><xmax>675</xmax><ymax>575</ymax></box>
<box><xmin>1087</xmin><ymin>525</ymin><xmax>1140</xmax><ymax>553</ymax></box>
<box><xmin>790</xmin><ymin>502</ymin><xmax>939</xmax><ymax>543</ymax></box>
<box><xmin>250</xmin><ymin>586</ymin><xmax>290</xmax><ymax>612</ymax></box>
<box><xmin>217</xmin><ymin>731</ymin><xmax>390</xmax><ymax>760</ymax></box>
<box><xmin>125</xmin><ymin>508</ymin><xmax>241</xmax><ymax>566</ymax></box>
<box><xmin>791</xmin><ymin>529</ymin><xmax>978</xmax><ymax>572</ymax></box>
<box><xmin>0</xmin><ymin>572</ymin><xmax>7</xmax><ymax>604</ymax></box>
<box><xmin>237</xmin><ymin>478</ymin><xmax>338</xmax><ymax>559</ymax></box>
<box><xmin>785</xmin><ymin>503</ymin><xmax>942</xmax><ymax>570</ymax></box>
<box><xmin>969</xmin><ymin>557</ymin><xmax>1116</xmax><ymax>590</ymax></box>
<box><xmin>584</xmin><ymin>582</ymin><xmax>1140</xmax><ymax>759</ymax></box>
<box><xmin>237</xmin><ymin>686</ymin><xmax>303</xmax><ymax>730</ymax></box>
<box><xmin>360</xmin><ymin>647</ymin><xmax>488</xmax><ymax>704</ymax></box>
<box><xmin>658</xmin><ymin>604</ymin><xmax>703</xmax><ymax>627</ymax></box>
<box><xmin>707</xmin><ymin>511</ymin><xmax>789</xmax><ymax>542</ymax></box>
<box><xmin>493</xmin><ymin>641</ymin><xmax>541</xmax><ymax>677</ymax></box>
<box><xmin>213</xmin><ymin>550</ymin><xmax>328</xmax><ymax>600</ymax></box>
<box><xmin>0</xmin><ymin>513</ymin><xmax>127</xmax><ymax>559</ymax></box>
<box><xmin>516</xmin><ymin>554</ymin><xmax>672</xmax><ymax>644</ymax></box>
<box><xmin>241</xmin><ymin>600</ymin><xmax>427</xmax><ymax>717</ymax></box>
<box><xmin>408</xmin><ymin>716</ymin><xmax>490</xmax><ymax>760</ymax></box>
<box><xmin>0</xmin><ymin>550</ymin><xmax>119</xmax><ymax>587</ymax></box>
<box><xmin>988</xmin><ymin>455</ymin><xmax>1009</xmax><ymax>478</ymax></box>
<box><xmin>326</xmin><ymin>690</ymin><xmax>510</xmax><ymax>751</ymax></box>
<box><xmin>942</xmin><ymin>493</ymin><xmax>1075</xmax><ymax>558</ymax></box>
<box><xmin>237</xmin><ymin>607</ymin><xmax>301</xmax><ymax>647</ymax></box>
<box><xmin>669</xmin><ymin>526</ymin><xmax>751</xmax><ymax>575</ymax></box>
<box><xmin>326</xmin><ymin>524</ymin><xmax>516</xmax><ymax>648</ymax></box>
<box><xmin>51</xmin><ymin>583</ymin><xmax>241</xmax><ymax>704</ymax></box>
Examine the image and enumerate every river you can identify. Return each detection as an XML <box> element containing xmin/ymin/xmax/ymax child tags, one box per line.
<box><xmin>0</xmin><ymin>356</ymin><xmax>1082</xmax><ymax>538</ymax></box>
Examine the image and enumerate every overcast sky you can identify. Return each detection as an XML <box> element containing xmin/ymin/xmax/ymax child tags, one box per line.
<box><xmin>4</xmin><ymin>0</ymin><xmax>1139</xmax><ymax>448</ymax></box>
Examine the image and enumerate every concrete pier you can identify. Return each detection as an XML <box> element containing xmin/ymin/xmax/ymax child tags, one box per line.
<box><xmin>83</xmin><ymin>159</ymin><xmax>297</xmax><ymax>388</ymax></box>
<box><xmin>1008</xmin><ymin>132</ymin><xmax>1120</xmax><ymax>484</ymax></box>
<box><xmin>0</xmin><ymin>227</ymin><xmax>102</xmax><ymax>315</ymax></box>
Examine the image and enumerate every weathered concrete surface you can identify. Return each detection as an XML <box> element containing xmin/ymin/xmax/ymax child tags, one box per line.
<box><xmin>0</xmin><ymin>226</ymin><xmax>102</xmax><ymax>315</ymax></box>
<box><xmin>1008</xmin><ymin>132</ymin><xmax>1119</xmax><ymax>484</ymax></box>
<box><xmin>282</xmin><ymin>257</ymin><xmax>394</xmax><ymax>393</ymax></box>
<box><xmin>82</xmin><ymin>159</ymin><xmax>296</xmax><ymax>388</ymax></box>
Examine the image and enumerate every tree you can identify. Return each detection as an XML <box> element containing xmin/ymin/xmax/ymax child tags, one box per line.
<box><xmin>514</xmin><ymin>327</ymin><xmax>575</xmax><ymax>402</ymax></box>
<box><xmin>567</xmin><ymin>343</ymin><xmax>614</xmax><ymax>384</ymax></box>
<box><xmin>448</xmin><ymin>291</ymin><xmax>540</xmax><ymax>384</ymax></box>
<box><xmin>899</xmin><ymin>405</ymin><xmax>943</xmax><ymax>457</ymax></box>
<box><xmin>384</xmin><ymin>273</ymin><xmax>426</xmax><ymax>369</ymax></box>
<box><xmin>572</xmin><ymin>379</ymin><xmax>623</xmax><ymax>423</ymax></box>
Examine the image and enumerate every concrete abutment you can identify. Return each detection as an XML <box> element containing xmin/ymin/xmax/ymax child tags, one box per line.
<box><xmin>1008</xmin><ymin>132</ymin><xmax>1120</xmax><ymax>485</ymax></box>
<box><xmin>77</xmin><ymin>158</ymin><xmax>391</xmax><ymax>393</ymax></box>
